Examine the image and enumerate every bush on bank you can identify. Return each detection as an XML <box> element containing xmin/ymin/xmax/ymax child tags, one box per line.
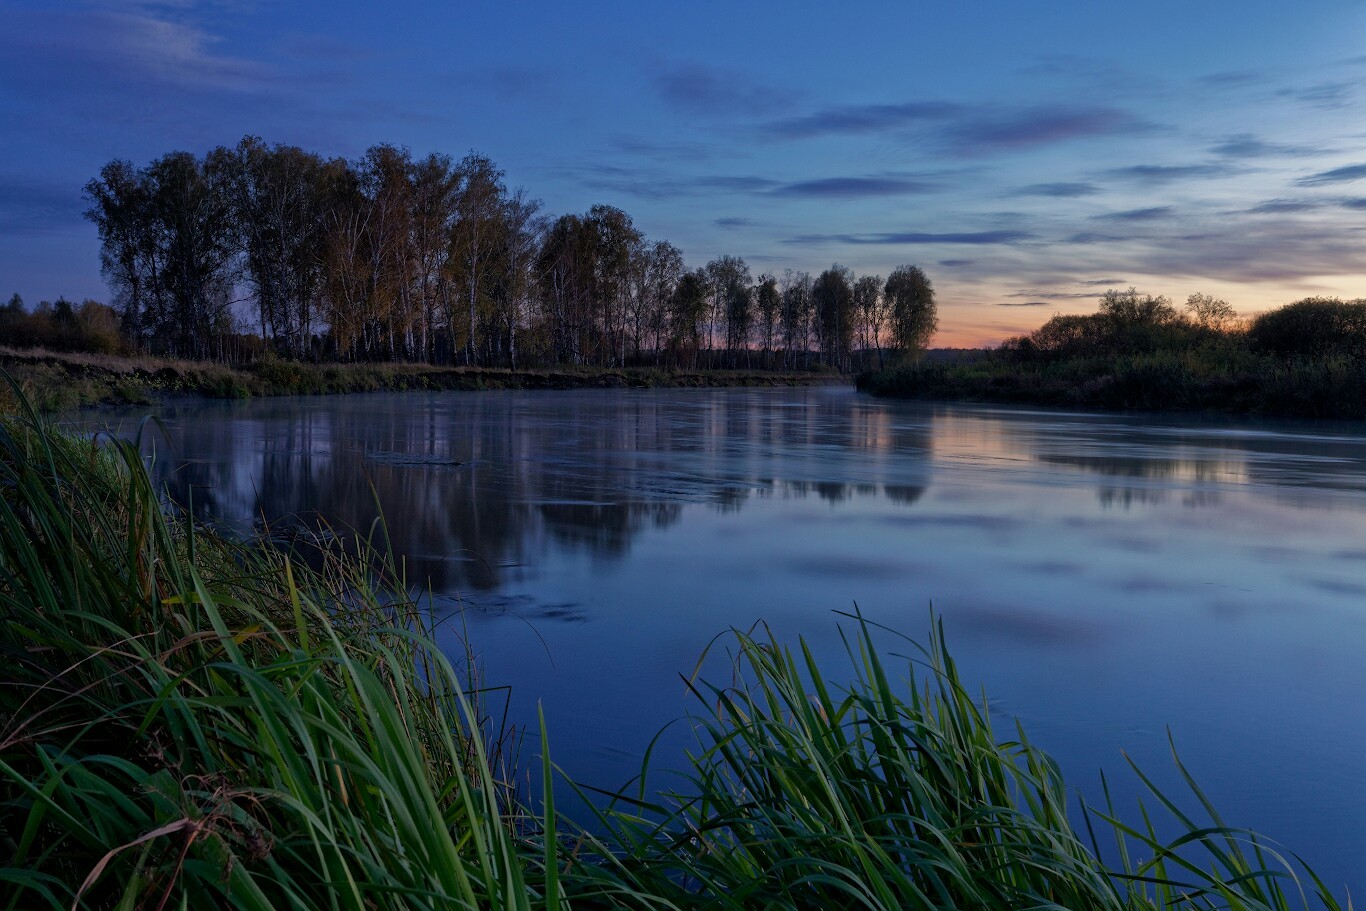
<box><xmin>860</xmin><ymin>295</ymin><xmax>1366</xmax><ymax>418</ymax></box>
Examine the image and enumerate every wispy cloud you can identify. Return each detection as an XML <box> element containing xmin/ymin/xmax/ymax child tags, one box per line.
<box><xmin>1247</xmin><ymin>198</ymin><xmax>1321</xmax><ymax>214</ymax></box>
<box><xmin>938</xmin><ymin>259</ymin><xmax>975</xmax><ymax>267</ymax></box>
<box><xmin>762</xmin><ymin>101</ymin><xmax>962</xmax><ymax>139</ymax></box>
<box><xmin>943</xmin><ymin>106</ymin><xmax>1148</xmax><ymax>153</ymax></box>
<box><xmin>769</xmin><ymin>176</ymin><xmax>936</xmax><ymax>199</ymax></box>
<box><xmin>1079</xmin><ymin>278</ymin><xmax>1127</xmax><ymax>286</ymax></box>
<box><xmin>1014</xmin><ymin>182</ymin><xmax>1100</xmax><ymax>198</ymax></box>
<box><xmin>1065</xmin><ymin>232</ymin><xmax>1123</xmax><ymax>245</ymax></box>
<box><xmin>1105</xmin><ymin>164</ymin><xmax>1233</xmax><ymax>183</ymax></box>
<box><xmin>0</xmin><ymin>7</ymin><xmax>273</xmax><ymax>92</ymax></box>
<box><xmin>998</xmin><ymin>301</ymin><xmax>1051</xmax><ymax>307</ymax></box>
<box><xmin>714</xmin><ymin>217</ymin><xmax>751</xmax><ymax>228</ymax></box>
<box><xmin>1196</xmin><ymin>70</ymin><xmax>1267</xmax><ymax>89</ymax></box>
<box><xmin>784</xmin><ymin>230</ymin><xmax>1032</xmax><ymax>246</ymax></box>
<box><xmin>1278</xmin><ymin>81</ymin><xmax>1356</xmax><ymax>110</ymax></box>
<box><xmin>760</xmin><ymin>99</ymin><xmax>1148</xmax><ymax>154</ymax></box>
<box><xmin>1093</xmin><ymin>206</ymin><xmax>1175</xmax><ymax>222</ymax></box>
<box><xmin>1006</xmin><ymin>289</ymin><xmax>1099</xmax><ymax>300</ymax></box>
<box><xmin>0</xmin><ymin>175</ymin><xmax>86</xmax><ymax>235</ymax></box>
<box><xmin>652</xmin><ymin>63</ymin><xmax>793</xmax><ymax>117</ymax></box>
<box><xmin>1295</xmin><ymin>164</ymin><xmax>1366</xmax><ymax>186</ymax></box>
<box><xmin>610</xmin><ymin>136</ymin><xmax>709</xmax><ymax>162</ymax></box>
<box><xmin>568</xmin><ymin>164</ymin><xmax>780</xmax><ymax>200</ymax></box>
<box><xmin>1209</xmin><ymin>134</ymin><xmax>1316</xmax><ymax>159</ymax></box>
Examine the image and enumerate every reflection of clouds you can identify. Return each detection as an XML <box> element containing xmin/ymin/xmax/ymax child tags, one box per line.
<box><xmin>783</xmin><ymin>554</ymin><xmax>928</xmax><ymax>581</ymax></box>
<box><xmin>946</xmin><ymin>601</ymin><xmax>1106</xmax><ymax>647</ymax></box>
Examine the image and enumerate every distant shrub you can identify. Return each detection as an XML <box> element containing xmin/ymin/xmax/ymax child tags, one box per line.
<box><xmin>1247</xmin><ymin>297</ymin><xmax>1366</xmax><ymax>360</ymax></box>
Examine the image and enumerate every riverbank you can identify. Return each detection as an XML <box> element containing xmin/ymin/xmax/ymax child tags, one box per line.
<box><xmin>0</xmin><ymin>401</ymin><xmax>1347</xmax><ymax>908</ymax></box>
<box><xmin>858</xmin><ymin>295</ymin><xmax>1366</xmax><ymax>419</ymax></box>
<box><xmin>0</xmin><ymin>346</ymin><xmax>843</xmax><ymax>412</ymax></box>
<box><xmin>857</xmin><ymin>351</ymin><xmax>1366</xmax><ymax>418</ymax></box>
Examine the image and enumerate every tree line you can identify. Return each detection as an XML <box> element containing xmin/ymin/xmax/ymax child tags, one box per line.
<box><xmin>78</xmin><ymin>137</ymin><xmax>938</xmax><ymax>369</ymax></box>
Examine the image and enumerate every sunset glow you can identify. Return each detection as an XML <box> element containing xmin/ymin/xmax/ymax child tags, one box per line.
<box><xmin>3</xmin><ymin>1</ymin><xmax>1366</xmax><ymax>346</ymax></box>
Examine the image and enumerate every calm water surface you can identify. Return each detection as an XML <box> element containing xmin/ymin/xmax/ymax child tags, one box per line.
<box><xmin>103</xmin><ymin>387</ymin><xmax>1366</xmax><ymax>892</ymax></box>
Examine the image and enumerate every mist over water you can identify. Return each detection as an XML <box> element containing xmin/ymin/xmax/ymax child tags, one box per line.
<box><xmin>104</xmin><ymin>387</ymin><xmax>1366</xmax><ymax>893</ymax></box>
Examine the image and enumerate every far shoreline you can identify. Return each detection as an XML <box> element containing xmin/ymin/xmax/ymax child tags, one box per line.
<box><xmin>0</xmin><ymin>346</ymin><xmax>847</xmax><ymax>412</ymax></box>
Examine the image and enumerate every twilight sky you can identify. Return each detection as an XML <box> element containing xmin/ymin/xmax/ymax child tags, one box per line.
<box><xmin>3</xmin><ymin>1</ymin><xmax>1366</xmax><ymax>346</ymax></box>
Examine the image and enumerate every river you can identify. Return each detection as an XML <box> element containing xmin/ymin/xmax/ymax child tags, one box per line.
<box><xmin>99</xmin><ymin>386</ymin><xmax>1366</xmax><ymax>893</ymax></box>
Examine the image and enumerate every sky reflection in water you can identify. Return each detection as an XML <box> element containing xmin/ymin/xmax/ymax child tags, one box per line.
<box><xmin>105</xmin><ymin>387</ymin><xmax>1366</xmax><ymax>893</ymax></box>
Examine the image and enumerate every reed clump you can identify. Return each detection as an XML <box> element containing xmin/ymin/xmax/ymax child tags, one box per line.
<box><xmin>0</xmin><ymin>390</ymin><xmax>1348</xmax><ymax>908</ymax></box>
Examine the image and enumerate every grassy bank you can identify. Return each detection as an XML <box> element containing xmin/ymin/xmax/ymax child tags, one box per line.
<box><xmin>860</xmin><ymin>295</ymin><xmax>1366</xmax><ymax>418</ymax></box>
<box><xmin>857</xmin><ymin>348</ymin><xmax>1366</xmax><ymax>418</ymax></box>
<box><xmin>0</xmin><ymin>399</ymin><xmax>1347</xmax><ymax>908</ymax></box>
<box><xmin>0</xmin><ymin>346</ymin><xmax>842</xmax><ymax>413</ymax></box>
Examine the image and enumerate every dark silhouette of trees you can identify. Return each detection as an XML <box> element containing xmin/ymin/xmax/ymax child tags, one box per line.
<box><xmin>853</xmin><ymin>274</ymin><xmax>885</xmax><ymax>369</ymax></box>
<box><xmin>779</xmin><ymin>271</ymin><xmax>814</xmax><ymax>370</ymax></box>
<box><xmin>885</xmin><ymin>265</ymin><xmax>938</xmax><ymax>360</ymax></box>
<box><xmin>814</xmin><ymin>265</ymin><xmax>854</xmax><ymax>371</ymax></box>
<box><xmin>707</xmin><ymin>255</ymin><xmax>752</xmax><ymax>368</ymax></box>
<box><xmin>1185</xmin><ymin>293</ymin><xmax>1236</xmax><ymax>331</ymax></box>
<box><xmin>1248</xmin><ymin>297</ymin><xmax>1366</xmax><ymax>359</ymax></box>
<box><xmin>224</xmin><ymin>137</ymin><xmax>335</xmax><ymax>359</ymax></box>
<box><xmin>79</xmin><ymin>136</ymin><xmax>932</xmax><ymax>372</ymax></box>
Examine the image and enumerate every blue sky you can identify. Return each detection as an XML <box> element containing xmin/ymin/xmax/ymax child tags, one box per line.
<box><xmin>3</xmin><ymin>0</ymin><xmax>1366</xmax><ymax>345</ymax></box>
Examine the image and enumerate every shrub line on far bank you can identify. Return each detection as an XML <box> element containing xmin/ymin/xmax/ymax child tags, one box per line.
<box><xmin>858</xmin><ymin>293</ymin><xmax>1366</xmax><ymax>419</ymax></box>
<box><xmin>0</xmin><ymin>347</ymin><xmax>845</xmax><ymax>412</ymax></box>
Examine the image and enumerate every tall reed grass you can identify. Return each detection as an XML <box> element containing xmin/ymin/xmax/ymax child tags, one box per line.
<box><xmin>0</xmin><ymin>387</ymin><xmax>1349</xmax><ymax>908</ymax></box>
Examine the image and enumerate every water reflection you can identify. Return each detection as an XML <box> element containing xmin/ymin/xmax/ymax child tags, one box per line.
<box><xmin>134</xmin><ymin>390</ymin><xmax>932</xmax><ymax>591</ymax></box>
<box><xmin>87</xmin><ymin>388</ymin><xmax>1366</xmax><ymax>894</ymax></box>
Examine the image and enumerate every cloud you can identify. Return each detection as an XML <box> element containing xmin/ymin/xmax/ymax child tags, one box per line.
<box><xmin>0</xmin><ymin>8</ymin><xmax>273</xmax><ymax>92</ymax></box>
<box><xmin>1196</xmin><ymin>70</ymin><xmax>1266</xmax><ymax>89</ymax></box>
<box><xmin>1065</xmin><ymin>213</ymin><xmax>1366</xmax><ymax>283</ymax></box>
<box><xmin>1092</xmin><ymin>206</ymin><xmax>1175</xmax><ymax>222</ymax></box>
<box><xmin>769</xmin><ymin>176</ymin><xmax>936</xmax><ymax>199</ymax></box>
<box><xmin>1105</xmin><ymin>164</ymin><xmax>1233</xmax><ymax>183</ymax></box>
<box><xmin>938</xmin><ymin>259</ymin><xmax>974</xmax><ymax>267</ymax></box>
<box><xmin>1247</xmin><ymin>198</ymin><xmax>1321</xmax><ymax>214</ymax></box>
<box><xmin>1007</xmin><ymin>289</ymin><xmax>1100</xmax><ymax>300</ymax></box>
<box><xmin>761</xmin><ymin>99</ymin><xmax>1148</xmax><ymax>154</ymax></box>
<box><xmin>784</xmin><ymin>230</ymin><xmax>1032</xmax><ymax>246</ymax></box>
<box><xmin>610</xmin><ymin>137</ymin><xmax>709</xmax><ymax>163</ymax></box>
<box><xmin>1079</xmin><ymin>278</ymin><xmax>1127</xmax><ymax>286</ymax></box>
<box><xmin>1065</xmin><ymin>232</ymin><xmax>1123</xmax><ymax>244</ymax></box>
<box><xmin>942</xmin><ymin>106</ymin><xmax>1149</xmax><ymax>153</ymax></box>
<box><xmin>1296</xmin><ymin>164</ymin><xmax>1366</xmax><ymax>186</ymax></box>
<box><xmin>1209</xmin><ymin>134</ymin><xmax>1315</xmax><ymax>159</ymax></box>
<box><xmin>1340</xmin><ymin>197</ymin><xmax>1366</xmax><ymax>210</ymax></box>
<box><xmin>714</xmin><ymin>217</ymin><xmax>751</xmax><ymax>228</ymax></box>
<box><xmin>459</xmin><ymin>64</ymin><xmax>563</xmax><ymax>102</ymax></box>
<box><xmin>1278</xmin><ymin>81</ymin><xmax>1355</xmax><ymax>110</ymax></box>
<box><xmin>1014</xmin><ymin>182</ymin><xmax>1100</xmax><ymax>198</ymax></box>
<box><xmin>762</xmin><ymin>101</ymin><xmax>962</xmax><ymax>139</ymax></box>
<box><xmin>702</xmin><ymin>176</ymin><xmax>778</xmax><ymax>192</ymax></box>
<box><xmin>653</xmin><ymin>63</ymin><xmax>792</xmax><ymax>117</ymax></box>
<box><xmin>572</xmin><ymin>166</ymin><xmax>944</xmax><ymax>202</ymax></box>
<box><xmin>998</xmin><ymin>301</ymin><xmax>1051</xmax><ymax>307</ymax></box>
<box><xmin>0</xmin><ymin>176</ymin><xmax>86</xmax><ymax>235</ymax></box>
<box><xmin>568</xmin><ymin>165</ymin><xmax>779</xmax><ymax>200</ymax></box>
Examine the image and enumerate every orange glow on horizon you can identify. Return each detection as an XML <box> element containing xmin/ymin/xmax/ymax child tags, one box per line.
<box><xmin>929</xmin><ymin>274</ymin><xmax>1366</xmax><ymax>349</ymax></box>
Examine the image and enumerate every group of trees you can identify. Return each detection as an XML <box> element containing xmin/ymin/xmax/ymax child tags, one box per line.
<box><xmin>998</xmin><ymin>286</ymin><xmax>1366</xmax><ymax>364</ymax></box>
<box><xmin>999</xmin><ymin>288</ymin><xmax>1243</xmax><ymax>361</ymax></box>
<box><xmin>79</xmin><ymin>137</ymin><xmax>937</xmax><ymax>370</ymax></box>
<box><xmin>0</xmin><ymin>294</ymin><xmax>123</xmax><ymax>355</ymax></box>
